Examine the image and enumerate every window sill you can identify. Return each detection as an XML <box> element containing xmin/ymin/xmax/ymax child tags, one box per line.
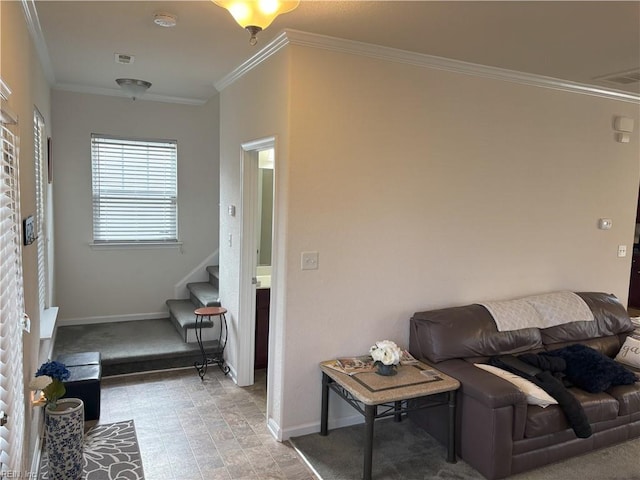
<box><xmin>40</xmin><ymin>306</ymin><xmax>59</xmax><ymax>340</ymax></box>
<box><xmin>89</xmin><ymin>241</ymin><xmax>183</xmax><ymax>250</ymax></box>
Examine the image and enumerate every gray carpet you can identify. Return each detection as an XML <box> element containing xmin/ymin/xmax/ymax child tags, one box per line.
<box><xmin>40</xmin><ymin>420</ymin><xmax>144</xmax><ymax>479</ymax></box>
<box><xmin>53</xmin><ymin>319</ymin><xmax>216</xmax><ymax>375</ymax></box>
<box><xmin>290</xmin><ymin>419</ymin><xmax>640</xmax><ymax>480</ymax></box>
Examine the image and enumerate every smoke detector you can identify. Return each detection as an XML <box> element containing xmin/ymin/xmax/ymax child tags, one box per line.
<box><xmin>154</xmin><ymin>12</ymin><xmax>177</xmax><ymax>28</ymax></box>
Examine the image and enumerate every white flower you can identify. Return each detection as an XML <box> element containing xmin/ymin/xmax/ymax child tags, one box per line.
<box><xmin>369</xmin><ymin>340</ymin><xmax>402</xmax><ymax>366</ymax></box>
<box><xmin>28</xmin><ymin>375</ymin><xmax>52</xmax><ymax>390</ymax></box>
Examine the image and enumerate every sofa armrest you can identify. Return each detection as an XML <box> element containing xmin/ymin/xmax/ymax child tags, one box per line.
<box><xmin>430</xmin><ymin>359</ymin><xmax>528</xmax><ymax>409</ymax></box>
<box><xmin>413</xmin><ymin>358</ymin><xmax>528</xmax><ymax>477</ymax></box>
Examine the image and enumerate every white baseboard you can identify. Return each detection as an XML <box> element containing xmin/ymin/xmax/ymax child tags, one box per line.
<box><xmin>226</xmin><ymin>363</ymin><xmax>238</xmax><ymax>384</ymax></box>
<box><xmin>277</xmin><ymin>414</ymin><xmax>363</xmax><ymax>441</ymax></box>
<box><xmin>267</xmin><ymin>417</ymin><xmax>282</xmax><ymax>441</ymax></box>
<box><xmin>58</xmin><ymin>312</ymin><xmax>168</xmax><ymax>326</ymax></box>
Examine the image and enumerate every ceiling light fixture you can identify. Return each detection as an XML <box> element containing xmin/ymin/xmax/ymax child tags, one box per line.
<box><xmin>116</xmin><ymin>78</ymin><xmax>152</xmax><ymax>100</ymax></box>
<box><xmin>213</xmin><ymin>0</ymin><xmax>299</xmax><ymax>46</ymax></box>
<box><xmin>154</xmin><ymin>12</ymin><xmax>178</xmax><ymax>28</ymax></box>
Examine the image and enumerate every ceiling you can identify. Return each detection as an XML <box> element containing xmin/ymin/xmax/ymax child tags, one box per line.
<box><xmin>33</xmin><ymin>1</ymin><xmax>640</xmax><ymax>105</ymax></box>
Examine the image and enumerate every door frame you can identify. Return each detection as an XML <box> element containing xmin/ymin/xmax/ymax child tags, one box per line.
<box><xmin>236</xmin><ymin>137</ymin><xmax>276</xmax><ymax>387</ymax></box>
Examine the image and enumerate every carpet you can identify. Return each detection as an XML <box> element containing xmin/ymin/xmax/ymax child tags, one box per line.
<box><xmin>290</xmin><ymin>419</ymin><xmax>640</xmax><ymax>480</ymax></box>
<box><xmin>53</xmin><ymin>319</ymin><xmax>210</xmax><ymax>375</ymax></box>
<box><xmin>40</xmin><ymin>420</ymin><xmax>145</xmax><ymax>480</ymax></box>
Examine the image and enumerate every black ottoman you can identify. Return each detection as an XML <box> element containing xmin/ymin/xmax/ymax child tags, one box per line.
<box><xmin>56</xmin><ymin>352</ymin><xmax>102</xmax><ymax>421</ymax></box>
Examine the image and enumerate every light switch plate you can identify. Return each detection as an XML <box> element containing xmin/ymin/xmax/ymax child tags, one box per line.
<box><xmin>301</xmin><ymin>251</ymin><xmax>319</xmax><ymax>270</ymax></box>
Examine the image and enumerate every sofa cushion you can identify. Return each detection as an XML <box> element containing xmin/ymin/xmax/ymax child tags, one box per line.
<box><xmin>410</xmin><ymin>304</ymin><xmax>542</xmax><ymax>363</ymax></box>
<box><xmin>544</xmin><ymin>344</ymin><xmax>638</xmax><ymax>393</ymax></box>
<box><xmin>541</xmin><ymin>292</ymin><xmax>633</xmax><ymax>346</ymax></box>
<box><xmin>607</xmin><ymin>383</ymin><xmax>640</xmax><ymax>416</ymax></box>
<box><xmin>524</xmin><ymin>390</ymin><xmax>619</xmax><ymax>438</ymax></box>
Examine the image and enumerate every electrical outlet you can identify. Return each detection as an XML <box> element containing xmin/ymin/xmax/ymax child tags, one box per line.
<box><xmin>618</xmin><ymin>245</ymin><xmax>627</xmax><ymax>257</ymax></box>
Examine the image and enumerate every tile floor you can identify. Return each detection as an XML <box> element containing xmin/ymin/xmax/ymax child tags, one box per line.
<box><xmin>96</xmin><ymin>368</ymin><xmax>318</xmax><ymax>480</ymax></box>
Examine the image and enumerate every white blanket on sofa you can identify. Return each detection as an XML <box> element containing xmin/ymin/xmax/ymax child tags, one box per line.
<box><xmin>480</xmin><ymin>291</ymin><xmax>595</xmax><ymax>332</ymax></box>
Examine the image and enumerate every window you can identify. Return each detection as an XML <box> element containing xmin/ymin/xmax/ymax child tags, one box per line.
<box><xmin>0</xmin><ymin>120</ymin><xmax>26</xmax><ymax>474</ymax></box>
<box><xmin>91</xmin><ymin>135</ymin><xmax>178</xmax><ymax>243</ymax></box>
<box><xmin>34</xmin><ymin>109</ymin><xmax>46</xmax><ymax>311</ymax></box>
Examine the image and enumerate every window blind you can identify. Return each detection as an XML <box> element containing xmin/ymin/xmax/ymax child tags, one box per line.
<box><xmin>0</xmin><ymin>123</ymin><xmax>26</xmax><ymax>474</ymax></box>
<box><xmin>34</xmin><ymin>110</ymin><xmax>46</xmax><ymax>311</ymax></box>
<box><xmin>91</xmin><ymin>135</ymin><xmax>178</xmax><ymax>243</ymax></box>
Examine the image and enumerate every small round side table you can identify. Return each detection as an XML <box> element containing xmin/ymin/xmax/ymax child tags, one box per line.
<box><xmin>194</xmin><ymin>306</ymin><xmax>230</xmax><ymax>379</ymax></box>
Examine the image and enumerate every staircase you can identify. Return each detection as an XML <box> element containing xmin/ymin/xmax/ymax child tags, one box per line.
<box><xmin>166</xmin><ymin>265</ymin><xmax>221</xmax><ymax>342</ymax></box>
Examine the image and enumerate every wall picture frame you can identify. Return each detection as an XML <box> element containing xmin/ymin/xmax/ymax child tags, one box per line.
<box><xmin>47</xmin><ymin>136</ymin><xmax>53</xmax><ymax>183</ymax></box>
<box><xmin>23</xmin><ymin>215</ymin><xmax>35</xmax><ymax>245</ymax></box>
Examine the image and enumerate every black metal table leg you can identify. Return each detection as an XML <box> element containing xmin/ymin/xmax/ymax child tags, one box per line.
<box><xmin>217</xmin><ymin>313</ymin><xmax>230</xmax><ymax>375</ymax></box>
<box><xmin>394</xmin><ymin>400</ymin><xmax>403</xmax><ymax>422</ymax></box>
<box><xmin>363</xmin><ymin>404</ymin><xmax>376</xmax><ymax>480</ymax></box>
<box><xmin>194</xmin><ymin>313</ymin><xmax>208</xmax><ymax>380</ymax></box>
<box><xmin>320</xmin><ymin>373</ymin><xmax>330</xmax><ymax>436</ymax></box>
<box><xmin>447</xmin><ymin>390</ymin><xmax>457</xmax><ymax>463</ymax></box>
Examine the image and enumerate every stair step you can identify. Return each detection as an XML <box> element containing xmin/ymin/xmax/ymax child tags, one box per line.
<box><xmin>187</xmin><ymin>282</ymin><xmax>220</xmax><ymax>307</ymax></box>
<box><xmin>166</xmin><ymin>299</ymin><xmax>213</xmax><ymax>330</ymax></box>
<box><xmin>207</xmin><ymin>265</ymin><xmax>219</xmax><ymax>288</ymax></box>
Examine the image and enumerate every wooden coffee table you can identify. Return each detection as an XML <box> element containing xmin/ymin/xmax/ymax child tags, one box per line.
<box><xmin>320</xmin><ymin>360</ymin><xmax>460</xmax><ymax>480</ymax></box>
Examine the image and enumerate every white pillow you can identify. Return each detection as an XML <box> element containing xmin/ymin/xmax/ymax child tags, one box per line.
<box><xmin>615</xmin><ymin>336</ymin><xmax>640</xmax><ymax>369</ymax></box>
<box><xmin>474</xmin><ymin>363</ymin><xmax>558</xmax><ymax>408</ymax></box>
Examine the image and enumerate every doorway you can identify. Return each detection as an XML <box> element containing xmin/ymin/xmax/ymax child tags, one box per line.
<box><xmin>236</xmin><ymin>138</ymin><xmax>276</xmax><ymax>387</ymax></box>
<box><xmin>627</xmin><ymin>188</ymin><xmax>640</xmax><ymax>311</ymax></box>
<box><xmin>255</xmin><ymin>148</ymin><xmax>274</xmax><ymax>369</ymax></box>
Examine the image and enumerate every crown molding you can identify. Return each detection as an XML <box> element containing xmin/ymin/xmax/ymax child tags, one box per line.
<box><xmin>214</xmin><ymin>31</ymin><xmax>291</xmax><ymax>92</ymax></box>
<box><xmin>54</xmin><ymin>83</ymin><xmax>207</xmax><ymax>106</ymax></box>
<box><xmin>21</xmin><ymin>0</ymin><xmax>55</xmax><ymax>85</ymax></box>
<box><xmin>216</xmin><ymin>29</ymin><xmax>639</xmax><ymax>104</ymax></box>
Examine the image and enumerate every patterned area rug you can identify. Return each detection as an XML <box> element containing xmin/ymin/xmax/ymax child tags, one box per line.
<box><xmin>40</xmin><ymin>420</ymin><xmax>145</xmax><ymax>480</ymax></box>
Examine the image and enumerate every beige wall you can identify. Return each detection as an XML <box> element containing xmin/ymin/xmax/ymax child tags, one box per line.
<box><xmin>1</xmin><ymin>0</ymin><xmax>53</xmax><ymax>470</ymax></box>
<box><xmin>51</xmin><ymin>90</ymin><xmax>220</xmax><ymax>322</ymax></box>
<box><xmin>220</xmin><ymin>43</ymin><xmax>640</xmax><ymax>438</ymax></box>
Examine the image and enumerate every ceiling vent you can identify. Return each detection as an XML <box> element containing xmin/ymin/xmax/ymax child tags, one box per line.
<box><xmin>595</xmin><ymin>69</ymin><xmax>640</xmax><ymax>86</ymax></box>
<box><xmin>115</xmin><ymin>53</ymin><xmax>135</xmax><ymax>65</ymax></box>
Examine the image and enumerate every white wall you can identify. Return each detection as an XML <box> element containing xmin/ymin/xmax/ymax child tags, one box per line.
<box><xmin>52</xmin><ymin>91</ymin><xmax>220</xmax><ymax>322</ymax></box>
<box><xmin>220</xmin><ymin>42</ymin><xmax>640</xmax><ymax>439</ymax></box>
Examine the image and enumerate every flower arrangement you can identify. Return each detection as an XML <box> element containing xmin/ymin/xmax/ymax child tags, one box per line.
<box><xmin>369</xmin><ymin>340</ymin><xmax>402</xmax><ymax>366</ymax></box>
<box><xmin>29</xmin><ymin>360</ymin><xmax>70</xmax><ymax>408</ymax></box>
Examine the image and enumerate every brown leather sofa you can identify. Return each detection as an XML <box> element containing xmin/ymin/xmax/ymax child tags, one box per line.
<box><xmin>408</xmin><ymin>292</ymin><xmax>640</xmax><ymax>480</ymax></box>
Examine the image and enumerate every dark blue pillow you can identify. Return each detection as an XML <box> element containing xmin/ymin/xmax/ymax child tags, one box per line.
<box><xmin>543</xmin><ymin>344</ymin><xmax>638</xmax><ymax>393</ymax></box>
